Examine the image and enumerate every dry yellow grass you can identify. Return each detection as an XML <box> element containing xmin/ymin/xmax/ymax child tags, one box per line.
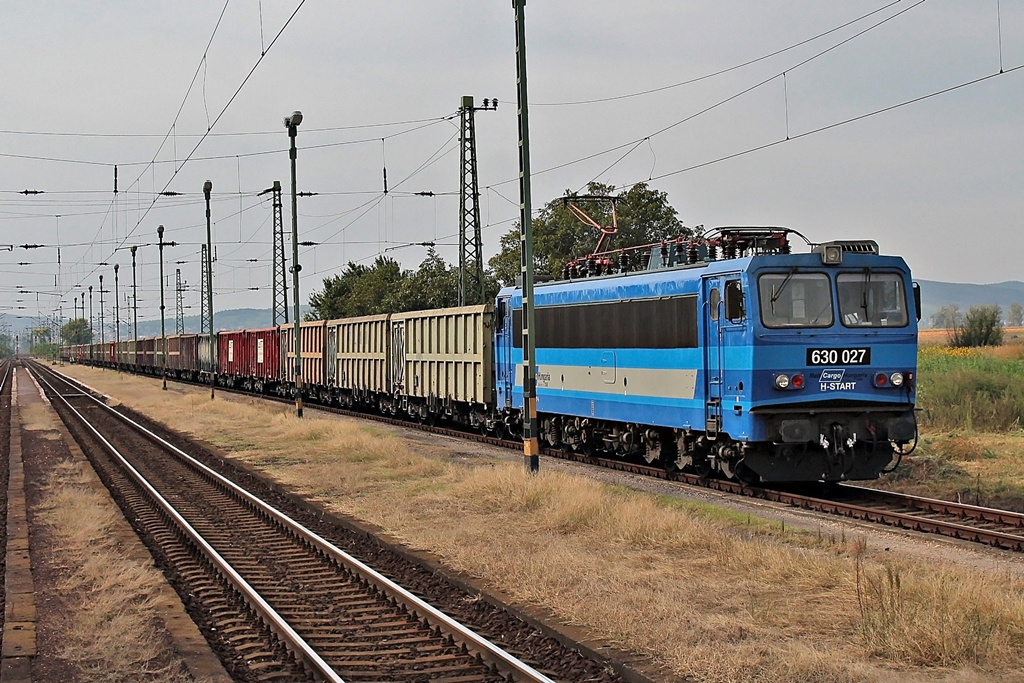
<box><xmin>37</xmin><ymin>460</ymin><xmax>192</xmax><ymax>682</ymax></box>
<box><xmin>56</xmin><ymin>363</ymin><xmax>1024</xmax><ymax>682</ymax></box>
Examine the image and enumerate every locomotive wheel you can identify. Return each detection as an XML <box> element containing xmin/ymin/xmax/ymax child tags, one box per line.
<box><xmin>692</xmin><ymin>455</ymin><xmax>713</xmax><ymax>478</ymax></box>
<box><xmin>734</xmin><ymin>461</ymin><xmax>759</xmax><ymax>487</ymax></box>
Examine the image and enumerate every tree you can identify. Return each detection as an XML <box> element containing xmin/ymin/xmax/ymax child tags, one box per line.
<box><xmin>949</xmin><ymin>305</ymin><xmax>1003</xmax><ymax>347</ymax></box>
<box><xmin>1009</xmin><ymin>303</ymin><xmax>1023</xmax><ymax>327</ymax></box>
<box><xmin>930</xmin><ymin>304</ymin><xmax>961</xmax><ymax>329</ymax></box>
<box><xmin>488</xmin><ymin>182</ymin><xmax>689</xmax><ymax>286</ymax></box>
<box><xmin>385</xmin><ymin>248</ymin><xmax>460</xmax><ymax>312</ymax></box>
<box><xmin>307</xmin><ymin>256</ymin><xmax>407</xmax><ymax>320</ymax></box>
<box><xmin>61</xmin><ymin>317</ymin><xmax>92</xmax><ymax>344</ymax></box>
<box><xmin>306</xmin><ymin>250</ymin><xmax>487</xmax><ymax>319</ymax></box>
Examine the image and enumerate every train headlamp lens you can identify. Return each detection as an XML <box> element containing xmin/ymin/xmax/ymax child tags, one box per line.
<box><xmin>775</xmin><ymin>374</ymin><xmax>790</xmax><ymax>389</ymax></box>
<box><xmin>890</xmin><ymin>372</ymin><xmax>904</xmax><ymax>387</ymax></box>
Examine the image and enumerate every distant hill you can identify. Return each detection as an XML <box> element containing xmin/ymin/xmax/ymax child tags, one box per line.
<box><xmin>0</xmin><ymin>307</ymin><xmax>311</xmax><ymax>340</ymax></box>
<box><xmin>4</xmin><ymin>282</ymin><xmax>1022</xmax><ymax>336</ymax></box>
<box><xmin>917</xmin><ymin>280</ymin><xmax>1024</xmax><ymax>327</ymax></box>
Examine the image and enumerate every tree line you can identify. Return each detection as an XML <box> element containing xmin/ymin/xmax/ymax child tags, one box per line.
<box><xmin>306</xmin><ymin>182</ymin><xmax>689</xmax><ymax>320</ymax></box>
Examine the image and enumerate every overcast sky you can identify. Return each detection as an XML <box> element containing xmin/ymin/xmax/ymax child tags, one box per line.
<box><xmin>2</xmin><ymin>1</ymin><xmax>1022</xmax><ymax>329</ymax></box>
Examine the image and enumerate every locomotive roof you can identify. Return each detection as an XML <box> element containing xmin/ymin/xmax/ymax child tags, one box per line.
<box><xmin>498</xmin><ymin>249</ymin><xmax>911</xmax><ymax>305</ymax></box>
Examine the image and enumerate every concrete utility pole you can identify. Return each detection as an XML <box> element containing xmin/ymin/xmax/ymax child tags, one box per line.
<box><xmin>88</xmin><ymin>286</ymin><xmax>93</xmax><ymax>358</ymax></box>
<box><xmin>158</xmin><ymin>225</ymin><xmax>167</xmax><ymax>390</ymax></box>
<box><xmin>99</xmin><ymin>274</ymin><xmax>105</xmax><ymax>346</ymax></box>
<box><xmin>131</xmin><ymin>246</ymin><xmax>138</xmax><ymax>360</ymax></box>
<box><xmin>114</xmin><ymin>263</ymin><xmax>120</xmax><ymax>369</ymax></box>
<box><xmin>514</xmin><ymin>0</ymin><xmax>539</xmax><ymax>472</ymax></box>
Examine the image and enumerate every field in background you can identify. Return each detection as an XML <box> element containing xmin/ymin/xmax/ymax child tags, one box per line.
<box><xmin>877</xmin><ymin>332</ymin><xmax>1024</xmax><ymax>509</ymax></box>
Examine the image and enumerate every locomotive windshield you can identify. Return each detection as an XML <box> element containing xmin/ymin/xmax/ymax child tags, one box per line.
<box><xmin>836</xmin><ymin>271</ymin><xmax>908</xmax><ymax>327</ymax></box>
<box><xmin>758</xmin><ymin>272</ymin><xmax>833</xmax><ymax>328</ymax></box>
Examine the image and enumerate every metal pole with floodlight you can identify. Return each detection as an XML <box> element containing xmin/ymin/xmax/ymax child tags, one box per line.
<box><xmin>514</xmin><ymin>0</ymin><xmax>539</xmax><ymax>472</ymax></box>
<box><xmin>285</xmin><ymin>110</ymin><xmax>304</xmax><ymax>418</ymax></box>
<box><xmin>204</xmin><ymin>180</ymin><xmax>216</xmax><ymax>399</ymax></box>
<box><xmin>114</xmin><ymin>263</ymin><xmax>120</xmax><ymax>370</ymax></box>
<box><xmin>158</xmin><ymin>225</ymin><xmax>167</xmax><ymax>390</ymax></box>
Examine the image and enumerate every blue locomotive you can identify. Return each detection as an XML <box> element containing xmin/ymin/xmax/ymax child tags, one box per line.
<box><xmin>493</xmin><ymin>229</ymin><xmax>919</xmax><ymax>483</ymax></box>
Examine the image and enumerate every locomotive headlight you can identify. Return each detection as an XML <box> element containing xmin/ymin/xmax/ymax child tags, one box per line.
<box><xmin>890</xmin><ymin>372</ymin><xmax>904</xmax><ymax>387</ymax></box>
<box><xmin>821</xmin><ymin>244</ymin><xmax>843</xmax><ymax>265</ymax></box>
<box><xmin>775</xmin><ymin>374</ymin><xmax>790</xmax><ymax>389</ymax></box>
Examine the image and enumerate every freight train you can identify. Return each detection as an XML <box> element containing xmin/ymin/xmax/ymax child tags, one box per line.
<box><xmin>62</xmin><ymin>228</ymin><xmax>919</xmax><ymax>484</ymax></box>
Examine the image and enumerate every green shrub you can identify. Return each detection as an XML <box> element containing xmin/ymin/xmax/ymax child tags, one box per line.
<box><xmin>949</xmin><ymin>305</ymin><xmax>1003</xmax><ymax>347</ymax></box>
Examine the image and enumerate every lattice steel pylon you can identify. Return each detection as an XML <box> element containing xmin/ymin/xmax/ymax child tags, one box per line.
<box><xmin>175</xmin><ymin>268</ymin><xmax>185</xmax><ymax>334</ymax></box>
<box><xmin>271</xmin><ymin>180</ymin><xmax>288</xmax><ymax>325</ymax></box>
<box><xmin>458</xmin><ymin>96</ymin><xmax>496</xmax><ymax>306</ymax></box>
<box><xmin>200</xmin><ymin>243</ymin><xmax>210</xmax><ymax>335</ymax></box>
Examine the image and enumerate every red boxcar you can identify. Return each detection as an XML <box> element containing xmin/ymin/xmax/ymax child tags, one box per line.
<box><xmin>219</xmin><ymin>330</ymin><xmax>247</xmax><ymax>383</ymax></box>
<box><xmin>138</xmin><ymin>337</ymin><xmax>157</xmax><ymax>371</ymax></box>
<box><xmin>177</xmin><ymin>334</ymin><xmax>201</xmax><ymax>377</ymax></box>
<box><xmin>219</xmin><ymin>328</ymin><xmax>281</xmax><ymax>393</ymax></box>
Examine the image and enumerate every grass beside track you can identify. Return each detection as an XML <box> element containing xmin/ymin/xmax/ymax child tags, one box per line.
<box><xmin>38</xmin><ymin>457</ymin><xmax>192</xmax><ymax>682</ymax></box>
<box><xmin>52</xmin><ymin>362</ymin><xmax>1024</xmax><ymax>683</ymax></box>
<box><xmin>874</xmin><ymin>342</ymin><xmax>1024</xmax><ymax>510</ymax></box>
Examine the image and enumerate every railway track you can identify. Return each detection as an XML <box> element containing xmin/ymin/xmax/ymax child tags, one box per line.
<box><xmin>224</xmin><ymin>375</ymin><xmax>1024</xmax><ymax>554</ymax></box>
<box><xmin>28</xmin><ymin>360</ymin><xmax>608</xmax><ymax>682</ymax></box>
<box><xmin>58</xmin><ymin>361</ymin><xmax>1024</xmax><ymax>554</ymax></box>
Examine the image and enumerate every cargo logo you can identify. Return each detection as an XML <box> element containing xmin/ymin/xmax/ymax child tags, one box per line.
<box><xmin>819</xmin><ymin>369</ymin><xmax>845</xmax><ymax>382</ymax></box>
<box><xmin>819</xmin><ymin>368</ymin><xmax>856</xmax><ymax>391</ymax></box>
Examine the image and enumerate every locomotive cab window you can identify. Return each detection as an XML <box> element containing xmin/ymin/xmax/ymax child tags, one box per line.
<box><xmin>837</xmin><ymin>271</ymin><xmax>909</xmax><ymax>327</ymax></box>
<box><xmin>758</xmin><ymin>272</ymin><xmax>833</xmax><ymax>328</ymax></box>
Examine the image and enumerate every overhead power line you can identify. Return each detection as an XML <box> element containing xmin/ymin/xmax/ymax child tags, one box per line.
<box><xmin>526</xmin><ymin>0</ymin><xmax>906</xmax><ymax>107</ymax></box>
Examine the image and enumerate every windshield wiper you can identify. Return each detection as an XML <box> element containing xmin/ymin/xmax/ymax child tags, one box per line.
<box><xmin>770</xmin><ymin>267</ymin><xmax>798</xmax><ymax>313</ymax></box>
<box><xmin>861</xmin><ymin>267</ymin><xmax>872</xmax><ymax>315</ymax></box>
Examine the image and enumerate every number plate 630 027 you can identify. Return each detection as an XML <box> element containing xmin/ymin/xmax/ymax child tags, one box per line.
<box><xmin>806</xmin><ymin>347</ymin><xmax>871</xmax><ymax>365</ymax></box>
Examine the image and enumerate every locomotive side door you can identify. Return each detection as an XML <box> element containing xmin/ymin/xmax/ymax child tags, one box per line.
<box><xmin>702</xmin><ymin>276</ymin><xmax>724</xmax><ymax>437</ymax></box>
<box><xmin>494</xmin><ymin>297</ymin><xmax>515</xmax><ymax>409</ymax></box>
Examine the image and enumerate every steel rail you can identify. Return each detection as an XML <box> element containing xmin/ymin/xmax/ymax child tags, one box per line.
<box><xmin>0</xmin><ymin>359</ymin><xmax>11</xmax><ymax>394</ymax></box>
<box><xmin>29</xmin><ymin>364</ymin><xmax>346</xmax><ymax>683</ymax></box>
<box><xmin>838</xmin><ymin>483</ymin><xmax>1024</xmax><ymax>528</ymax></box>
<box><xmin>34</xmin><ymin>361</ymin><xmax>555</xmax><ymax>683</ymax></box>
